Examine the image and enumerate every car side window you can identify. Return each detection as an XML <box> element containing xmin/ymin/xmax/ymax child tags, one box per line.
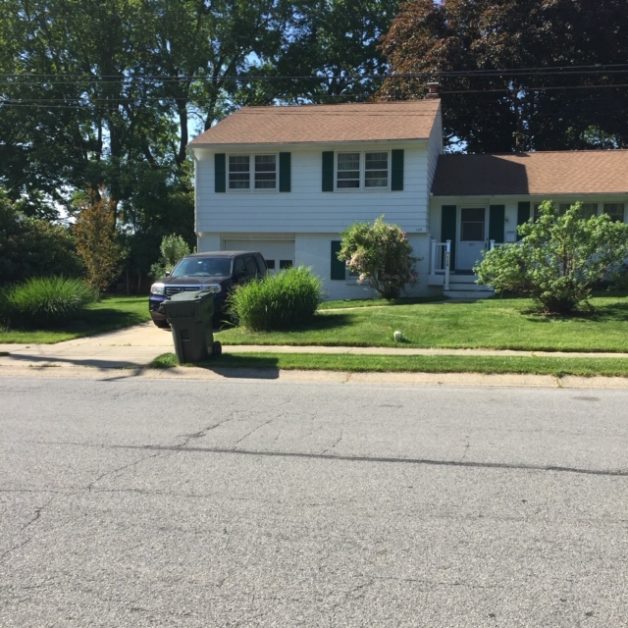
<box><xmin>254</xmin><ymin>254</ymin><xmax>267</xmax><ymax>275</ymax></box>
<box><xmin>245</xmin><ymin>256</ymin><xmax>259</xmax><ymax>278</ymax></box>
<box><xmin>233</xmin><ymin>257</ymin><xmax>246</xmax><ymax>280</ymax></box>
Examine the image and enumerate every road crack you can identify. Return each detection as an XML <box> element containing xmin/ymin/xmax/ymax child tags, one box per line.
<box><xmin>0</xmin><ymin>496</ymin><xmax>55</xmax><ymax>563</ymax></box>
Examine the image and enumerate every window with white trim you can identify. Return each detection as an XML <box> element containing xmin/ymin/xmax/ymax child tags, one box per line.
<box><xmin>364</xmin><ymin>152</ymin><xmax>388</xmax><ymax>188</ymax></box>
<box><xmin>254</xmin><ymin>155</ymin><xmax>276</xmax><ymax>189</ymax></box>
<box><xmin>228</xmin><ymin>154</ymin><xmax>277</xmax><ymax>190</ymax></box>
<box><xmin>228</xmin><ymin>155</ymin><xmax>250</xmax><ymax>189</ymax></box>
<box><xmin>336</xmin><ymin>151</ymin><xmax>389</xmax><ymax>190</ymax></box>
<box><xmin>337</xmin><ymin>152</ymin><xmax>360</xmax><ymax>188</ymax></box>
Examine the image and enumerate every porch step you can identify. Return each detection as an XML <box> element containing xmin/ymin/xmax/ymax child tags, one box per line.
<box><xmin>444</xmin><ymin>281</ymin><xmax>494</xmax><ymax>300</ymax></box>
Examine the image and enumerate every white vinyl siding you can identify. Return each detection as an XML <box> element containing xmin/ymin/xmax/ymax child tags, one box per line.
<box><xmin>195</xmin><ymin>142</ymin><xmax>430</xmax><ymax>234</ymax></box>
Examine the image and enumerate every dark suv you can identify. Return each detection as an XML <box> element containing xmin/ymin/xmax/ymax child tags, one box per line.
<box><xmin>149</xmin><ymin>251</ymin><xmax>267</xmax><ymax>328</ymax></box>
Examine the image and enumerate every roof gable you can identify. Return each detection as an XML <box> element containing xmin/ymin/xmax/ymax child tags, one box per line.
<box><xmin>190</xmin><ymin>100</ymin><xmax>441</xmax><ymax>146</ymax></box>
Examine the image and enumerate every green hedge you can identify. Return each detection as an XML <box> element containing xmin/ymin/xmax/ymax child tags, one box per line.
<box><xmin>1</xmin><ymin>276</ymin><xmax>97</xmax><ymax>328</ymax></box>
<box><xmin>229</xmin><ymin>266</ymin><xmax>321</xmax><ymax>331</ymax></box>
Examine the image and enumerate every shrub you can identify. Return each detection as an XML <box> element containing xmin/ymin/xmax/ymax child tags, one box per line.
<box><xmin>74</xmin><ymin>192</ymin><xmax>125</xmax><ymax>294</ymax></box>
<box><xmin>229</xmin><ymin>266</ymin><xmax>321</xmax><ymax>331</ymax></box>
<box><xmin>0</xmin><ymin>190</ymin><xmax>83</xmax><ymax>285</ymax></box>
<box><xmin>150</xmin><ymin>233</ymin><xmax>191</xmax><ymax>279</ymax></box>
<box><xmin>2</xmin><ymin>277</ymin><xmax>97</xmax><ymax>328</ymax></box>
<box><xmin>338</xmin><ymin>216</ymin><xmax>417</xmax><ymax>299</ymax></box>
<box><xmin>475</xmin><ymin>201</ymin><xmax>628</xmax><ymax>313</ymax></box>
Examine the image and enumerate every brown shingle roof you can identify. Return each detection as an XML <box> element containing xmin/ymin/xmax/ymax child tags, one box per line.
<box><xmin>189</xmin><ymin>100</ymin><xmax>440</xmax><ymax>146</ymax></box>
<box><xmin>432</xmin><ymin>151</ymin><xmax>628</xmax><ymax>196</ymax></box>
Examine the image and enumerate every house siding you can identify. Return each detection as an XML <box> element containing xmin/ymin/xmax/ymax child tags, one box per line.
<box><xmin>194</xmin><ymin>142</ymin><xmax>430</xmax><ymax>235</ymax></box>
<box><xmin>430</xmin><ymin>194</ymin><xmax>628</xmax><ymax>243</ymax></box>
<box><xmin>426</xmin><ymin>108</ymin><xmax>443</xmax><ymax>209</ymax></box>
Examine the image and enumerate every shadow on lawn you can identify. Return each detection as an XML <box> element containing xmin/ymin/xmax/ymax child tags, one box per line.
<box><xmin>521</xmin><ymin>301</ymin><xmax>628</xmax><ymax>323</ymax></box>
<box><xmin>48</xmin><ymin>307</ymin><xmax>147</xmax><ymax>333</ymax></box>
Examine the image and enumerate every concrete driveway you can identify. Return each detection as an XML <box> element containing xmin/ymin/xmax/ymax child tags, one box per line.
<box><xmin>0</xmin><ymin>322</ymin><xmax>174</xmax><ymax>369</ymax></box>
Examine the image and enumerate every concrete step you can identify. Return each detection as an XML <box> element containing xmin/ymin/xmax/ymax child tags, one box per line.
<box><xmin>444</xmin><ymin>288</ymin><xmax>494</xmax><ymax>300</ymax></box>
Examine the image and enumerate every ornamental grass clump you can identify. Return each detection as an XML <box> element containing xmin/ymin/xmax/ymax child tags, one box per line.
<box><xmin>229</xmin><ymin>266</ymin><xmax>321</xmax><ymax>331</ymax></box>
<box><xmin>2</xmin><ymin>276</ymin><xmax>97</xmax><ymax>328</ymax></box>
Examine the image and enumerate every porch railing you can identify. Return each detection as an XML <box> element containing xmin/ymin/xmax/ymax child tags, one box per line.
<box><xmin>429</xmin><ymin>238</ymin><xmax>451</xmax><ymax>290</ymax></box>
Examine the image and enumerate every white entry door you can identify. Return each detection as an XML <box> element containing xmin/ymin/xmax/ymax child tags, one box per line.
<box><xmin>457</xmin><ymin>207</ymin><xmax>487</xmax><ymax>270</ymax></box>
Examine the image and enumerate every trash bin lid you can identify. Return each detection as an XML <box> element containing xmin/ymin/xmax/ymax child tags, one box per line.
<box><xmin>162</xmin><ymin>289</ymin><xmax>215</xmax><ymax>318</ymax></box>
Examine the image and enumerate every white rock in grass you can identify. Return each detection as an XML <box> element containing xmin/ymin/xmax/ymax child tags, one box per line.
<box><xmin>393</xmin><ymin>330</ymin><xmax>404</xmax><ymax>342</ymax></box>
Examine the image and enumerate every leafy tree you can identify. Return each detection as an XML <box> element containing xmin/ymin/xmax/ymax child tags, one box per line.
<box><xmin>150</xmin><ymin>234</ymin><xmax>192</xmax><ymax>279</ymax></box>
<box><xmin>338</xmin><ymin>216</ymin><xmax>417</xmax><ymax>299</ymax></box>
<box><xmin>0</xmin><ymin>0</ymin><xmax>288</xmax><ymax>220</ymax></box>
<box><xmin>74</xmin><ymin>192</ymin><xmax>125</xmax><ymax>294</ymax></box>
<box><xmin>475</xmin><ymin>202</ymin><xmax>628</xmax><ymax>314</ymax></box>
<box><xmin>250</xmin><ymin>0</ymin><xmax>399</xmax><ymax>104</ymax></box>
<box><xmin>0</xmin><ymin>190</ymin><xmax>82</xmax><ymax>284</ymax></box>
<box><xmin>379</xmin><ymin>0</ymin><xmax>628</xmax><ymax>153</ymax></box>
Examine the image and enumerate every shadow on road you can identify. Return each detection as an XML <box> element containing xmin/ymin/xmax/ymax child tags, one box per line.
<box><xmin>5</xmin><ymin>352</ymin><xmax>146</xmax><ymax>373</ymax></box>
<box><xmin>195</xmin><ymin>355</ymin><xmax>280</xmax><ymax>380</ymax></box>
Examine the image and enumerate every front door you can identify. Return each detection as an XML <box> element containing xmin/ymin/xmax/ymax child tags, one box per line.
<box><xmin>457</xmin><ymin>207</ymin><xmax>487</xmax><ymax>271</ymax></box>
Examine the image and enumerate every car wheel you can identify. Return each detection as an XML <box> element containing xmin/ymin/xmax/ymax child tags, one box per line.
<box><xmin>153</xmin><ymin>319</ymin><xmax>170</xmax><ymax>329</ymax></box>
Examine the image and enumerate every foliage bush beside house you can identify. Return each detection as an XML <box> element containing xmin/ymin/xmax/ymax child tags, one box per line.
<box><xmin>338</xmin><ymin>217</ymin><xmax>417</xmax><ymax>299</ymax></box>
<box><xmin>228</xmin><ymin>267</ymin><xmax>321</xmax><ymax>331</ymax></box>
<box><xmin>475</xmin><ymin>201</ymin><xmax>628</xmax><ymax>313</ymax></box>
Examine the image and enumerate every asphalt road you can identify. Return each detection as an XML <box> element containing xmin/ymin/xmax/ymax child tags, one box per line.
<box><xmin>1</xmin><ymin>375</ymin><xmax>628</xmax><ymax>627</ymax></box>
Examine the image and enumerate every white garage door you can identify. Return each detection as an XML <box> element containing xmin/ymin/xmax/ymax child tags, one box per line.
<box><xmin>223</xmin><ymin>239</ymin><xmax>295</xmax><ymax>274</ymax></box>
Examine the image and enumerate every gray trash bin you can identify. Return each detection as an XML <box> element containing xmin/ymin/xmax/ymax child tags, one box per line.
<box><xmin>160</xmin><ymin>290</ymin><xmax>222</xmax><ymax>363</ymax></box>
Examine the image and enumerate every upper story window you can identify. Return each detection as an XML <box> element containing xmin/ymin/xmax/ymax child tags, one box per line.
<box><xmin>228</xmin><ymin>154</ymin><xmax>277</xmax><ymax>191</ymax></box>
<box><xmin>364</xmin><ymin>152</ymin><xmax>389</xmax><ymax>188</ymax></box>
<box><xmin>336</xmin><ymin>151</ymin><xmax>389</xmax><ymax>190</ymax></box>
<box><xmin>337</xmin><ymin>153</ymin><xmax>360</xmax><ymax>188</ymax></box>
<box><xmin>255</xmin><ymin>155</ymin><xmax>276</xmax><ymax>189</ymax></box>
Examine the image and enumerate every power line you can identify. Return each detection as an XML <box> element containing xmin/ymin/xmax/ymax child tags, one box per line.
<box><xmin>2</xmin><ymin>62</ymin><xmax>628</xmax><ymax>84</ymax></box>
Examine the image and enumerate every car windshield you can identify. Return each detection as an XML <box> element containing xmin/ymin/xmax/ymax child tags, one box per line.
<box><xmin>171</xmin><ymin>257</ymin><xmax>232</xmax><ymax>278</ymax></box>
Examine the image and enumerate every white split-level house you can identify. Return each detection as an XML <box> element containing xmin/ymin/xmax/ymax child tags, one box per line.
<box><xmin>188</xmin><ymin>98</ymin><xmax>628</xmax><ymax>300</ymax></box>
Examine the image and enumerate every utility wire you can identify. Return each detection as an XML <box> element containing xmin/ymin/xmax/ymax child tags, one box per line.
<box><xmin>2</xmin><ymin>62</ymin><xmax>628</xmax><ymax>83</ymax></box>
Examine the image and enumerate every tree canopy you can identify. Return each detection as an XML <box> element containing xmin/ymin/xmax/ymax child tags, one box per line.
<box><xmin>379</xmin><ymin>0</ymin><xmax>628</xmax><ymax>153</ymax></box>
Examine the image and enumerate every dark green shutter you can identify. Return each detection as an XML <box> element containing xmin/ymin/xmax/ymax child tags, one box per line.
<box><xmin>489</xmin><ymin>204</ymin><xmax>505</xmax><ymax>243</ymax></box>
<box><xmin>322</xmin><ymin>152</ymin><xmax>334</xmax><ymax>191</ymax></box>
<box><xmin>391</xmin><ymin>149</ymin><xmax>404</xmax><ymax>191</ymax></box>
<box><xmin>517</xmin><ymin>201</ymin><xmax>531</xmax><ymax>240</ymax></box>
<box><xmin>330</xmin><ymin>240</ymin><xmax>345</xmax><ymax>280</ymax></box>
<box><xmin>214</xmin><ymin>153</ymin><xmax>226</xmax><ymax>193</ymax></box>
<box><xmin>279</xmin><ymin>152</ymin><xmax>291</xmax><ymax>192</ymax></box>
<box><xmin>441</xmin><ymin>205</ymin><xmax>457</xmax><ymax>270</ymax></box>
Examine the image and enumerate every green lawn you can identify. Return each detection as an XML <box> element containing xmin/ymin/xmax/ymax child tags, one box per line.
<box><xmin>216</xmin><ymin>296</ymin><xmax>628</xmax><ymax>353</ymax></box>
<box><xmin>0</xmin><ymin>296</ymin><xmax>150</xmax><ymax>344</ymax></box>
<box><xmin>150</xmin><ymin>351</ymin><xmax>628</xmax><ymax>378</ymax></box>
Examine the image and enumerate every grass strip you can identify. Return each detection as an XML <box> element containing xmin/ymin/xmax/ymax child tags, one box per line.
<box><xmin>149</xmin><ymin>351</ymin><xmax>628</xmax><ymax>378</ymax></box>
